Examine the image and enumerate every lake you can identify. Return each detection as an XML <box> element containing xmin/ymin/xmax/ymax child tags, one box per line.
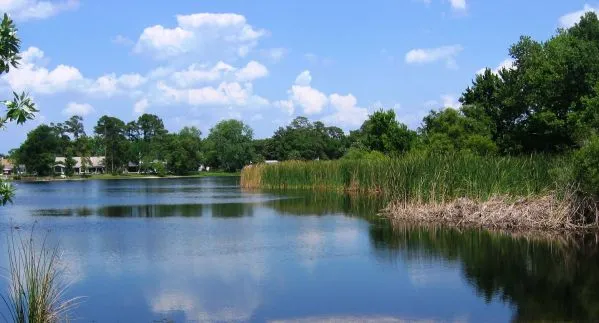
<box><xmin>0</xmin><ymin>177</ymin><xmax>597</xmax><ymax>322</ymax></box>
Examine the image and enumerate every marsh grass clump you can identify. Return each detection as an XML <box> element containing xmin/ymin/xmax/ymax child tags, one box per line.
<box><xmin>1</xmin><ymin>229</ymin><xmax>80</xmax><ymax>323</ymax></box>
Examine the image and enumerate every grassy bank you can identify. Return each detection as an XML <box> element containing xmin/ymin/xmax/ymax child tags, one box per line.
<box><xmin>241</xmin><ymin>153</ymin><xmax>598</xmax><ymax>231</ymax></box>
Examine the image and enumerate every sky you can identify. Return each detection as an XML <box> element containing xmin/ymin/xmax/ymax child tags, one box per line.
<box><xmin>0</xmin><ymin>0</ymin><xmax>597</xmax><ymax>153</ymax></box>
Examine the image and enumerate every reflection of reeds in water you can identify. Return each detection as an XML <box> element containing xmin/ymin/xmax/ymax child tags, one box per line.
<box><xmin>1</xmin><ymin>229</ymin><xmax>81</xmax><ymax>323</ymax></box>
<box><xmin>261</xmin><ymin>190</ymin><xmax>388</xmax><ymax>219</ymax></box>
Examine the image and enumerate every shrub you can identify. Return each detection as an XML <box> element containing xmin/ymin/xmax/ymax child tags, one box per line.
<box><xmin>574</xmin><ymin>136</ymin><xmax>599</xmax><ymax>197</ymax></box>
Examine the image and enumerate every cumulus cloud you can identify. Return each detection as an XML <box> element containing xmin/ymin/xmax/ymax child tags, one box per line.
<box><xmin>235</xmin><ymin>61</ymin><xmax>268</xmax><ymax>82</ymax></box>
<box><xmin>441</xmin><ymin>94</ymin><xmax>461</xmax><ymax>109</ymax></box>
<box><xmin>323</xmin><ymin>93</ymin><xmax>368</xmax><ymax>127</ymax></box>
<box><xmin>294</xmin><ymin>70</ymin><xmax>312</xmax><ymax>86</ymax></box>
<box><xmin>559</xmin><ymin>4</ymin><xmax>599</xmax><ymax>28</ymax></box>
<box><xmin>0</xmin><ymin>0</ymin><xmax>78</xmax><ymax>20</ymax></box>
<box><xmin>1</xmin><ymin>47</ymin><xmax>147</xmax><ymax>96</ymax></box>
<box><xmin>3</xmin><ymin>47</ymin><xmax>84</xmax><ymax>94</ymax></box>
<box><xmin>134</xmin><ymin>13</ymin><xmax>266</xmax><ymax>60</ymax></box>
<box><xmin>289</xmin><ymin>84</ymin><xmax>328</xmax><ymax>115</ymax></box>
<box><xmin>133</xmin><ymin>98</ymin><xmax>149</xmax><ymax>115</ymax></box>
<box><xmin>449</xmin><ymin>0</ymin><xmax>466</xmax><ymax>11</ymax></box>
<box><xmin>155</xmin><ymin>81</ymin><xmax>268</xmax><ymax>107</ymax></box>
<box><xmin>476</xmin><ymin>58</ymin><xmax>515</xmax><ymax>76</ymax></box>
<box><xmin>62</xmin><ymin>102</ymin><xmax>94</xmax><ymax>116</ymax></box>
<box><xmin>405</xmin><ymin>45</ymin><xmax>463</xmax><ymax>69</ymax></box>
<box><xmin>276</xmin><ymin>71</ymin><xmax>369</xmax><ymax>127</ymax></box>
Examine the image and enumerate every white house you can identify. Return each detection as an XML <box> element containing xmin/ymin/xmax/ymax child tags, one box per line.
<box><xmin>54</xmin><ymin>156</ymin><xmax>106</xmax><ymax>175</ymax></box>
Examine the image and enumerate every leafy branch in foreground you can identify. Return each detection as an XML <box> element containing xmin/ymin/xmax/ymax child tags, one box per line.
<box><xmin>0</xmin><ymin>229</ymin><xmax>82</xmax><ymax>323</ymax></box>
<box><xmin>0</xmin><ymin>180</ymin><xmax>14</xmax><ymax>206</ymax></box>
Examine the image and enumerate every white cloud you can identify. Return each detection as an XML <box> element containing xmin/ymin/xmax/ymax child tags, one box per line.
<box><xmin>261</xmin><ymin>48</ymin><xmax>288</xmax><ymax>62</ymax></box>
<box><xmin>294</xmin><ymin>70</ymin><xmax>312</xmax><ymax>86</ymax></box>
<box><xmin>476</xmin><ymin>58</ymin><xmax>515</xmax><ymax>76</ymax></box>
<box><xmin>275</xmin><ymin>71</ymin><xmax>328</xmax><ymax>115</ymax></box>
<box><xmin>289</xmin><ymin>85</ymin><xmax>328</xmax><ymax>115</ymax></box>
<box><xmin>235</xmin><ymin>61</ymin><xmax>268</xmax><ymax>82</ymax></box>
<box><xmin>2</xmin><ymin>47</ymin><xmax>147</xmax><ymax>97</ymax></box>
<box><xmin>405</xmin><ymin>45</ymin><xmax>463</xmax><ymax>69</ymax></box>
<box><xmin>170</xmin><ymin>62</ymin><xmax>232</xmax><ymax>87</ymax></box>
<box><xmin>3</xmin><ymin>47</ymin><xmax>84</xmax><ymax>94</ymax></box>
<box><xmin>112</xmin><ymin>34</ymin><xmax>134</xmax><ymax>46</ymax></box>
<box><xmin>275</xmin><ymin>99</ymin><xmax>294</xmax><ymax>115</ymax></box>
<box><xmin>304</xmin><ymin>53</ymin><xmax>335</xmax><ymax>66</ymax></box>
<box><xmin>62</xmin><ymin>102</ymin><xmax>94</xmax><ymax>116</ymax></box>
<box><xmin>323</xmin><ymin>93</ymin><xmax>368</xmax><ymax>127</ymax></box>
<box><xmin>0</xmin><ymin>0</ymin><xmax>78</xmax><ymax>20</ymax></box>
<box><xmin>118</xmin><ymin>73</ymin><xmax>147</xmax><ymax>89</ymax></box>
<box><xmin>134</xmin><ymin>13</ymin><xmax>266</xmax><ymax>60</ymax></box>
<box><xmin>155</xmin><ymin>81</ymin><xmax>269</xmax><ymax>107</ymax></box>
<box><xmin>559</xmin><ymin>4</ymin><xmax>599</xmax><ymax>28</ymax></box>
<box><xmin>133</xmin><ymin>98</ymin><xmax>149</xmax><ymax>115</ymax></box>
<box><xmin>449</xmin><ymin>0</ymin><xmax>466</xmax><ymax>11</ymax></box>
<box><xmin>441</xmin><ymin>94</ymin><xmax>461</xmax><ymax>109</ymax></box>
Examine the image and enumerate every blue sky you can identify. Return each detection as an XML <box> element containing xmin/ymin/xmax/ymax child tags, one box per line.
<box><xmin>0</xmin><ymin>0</ymin><xmax>596</xmax><ymax>152</ymax></box>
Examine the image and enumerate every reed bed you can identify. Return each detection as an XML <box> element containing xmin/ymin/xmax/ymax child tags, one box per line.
<box><xmin>241</xmin><ymin>153</ymin><xmax>562</xmax><ymax>202</ymax></box>
<box><xmin>240</xmin><ymin>153</ymin><xmax>599</xmax><ymax>230</ymax></box>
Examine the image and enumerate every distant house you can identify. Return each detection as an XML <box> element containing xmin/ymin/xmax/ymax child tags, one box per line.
<box><xmin>54</xmin><ymin>156</ymin><xmax>106</xmax><ymax>175</ymax></box>
<box><xmin>265</xmin><ymin>160</ymin><xmax>279</xmax><ymax>164</ymax></box>
<box><xmin>126</xmin><ymin>162</ymin><xmax>140</xmax><ymax>173</ymax></box>
<box><xmin>1</xmin><ymin>157</ymin><xmax>13</xmax><ymax>176</ymax></box>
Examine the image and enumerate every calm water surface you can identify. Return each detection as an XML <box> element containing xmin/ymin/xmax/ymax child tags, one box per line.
<box><xmin>0</xmin><ymin>177</ymin><xmax>597</xmax><ymax>322</ymax></box>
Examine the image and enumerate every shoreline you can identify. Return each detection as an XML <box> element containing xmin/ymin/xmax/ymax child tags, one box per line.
<box><xmin>5</xmin><ymin>172</ymin><xmax>240</xmax><ymax>182</ymax></box>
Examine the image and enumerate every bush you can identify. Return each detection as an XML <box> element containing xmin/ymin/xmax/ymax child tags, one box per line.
<box><xmin>574</xmin><ymin>136</ymin><xmax>599</xmax><ymax>197</ymax></box>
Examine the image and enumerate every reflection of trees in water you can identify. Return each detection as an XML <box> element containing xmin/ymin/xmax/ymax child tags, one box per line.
<box><xmin>98</xmin><ymin>204</ymin><xmax>204</xmax><ymax>217</ymax></box>
<box><xmin>32</xmin><ymin>207</ymin><xmax>94</xmax><ymax>216</ymax></box>
<box><xmin>263</xmin><ymin>190</ymin><xmax>388</xmax><ymax>218</ymax></box>
<box><xmin>210</xmin><ymin>203</ymin><xmax>254</xmax><ymax>218</ymax></box>
<box><xmin>369</xmin><ymin>224</ymin><xmax>599</xmax><ymax>321</ymax></box>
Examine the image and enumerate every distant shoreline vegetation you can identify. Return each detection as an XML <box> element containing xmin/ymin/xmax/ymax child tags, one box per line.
<box><xmin>7</xmin><ymin>171</ymin><xmax>239</xmax><ymax>182</ymax></box>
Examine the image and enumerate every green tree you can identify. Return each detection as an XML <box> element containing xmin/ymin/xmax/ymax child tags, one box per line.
<box><xmin>460</xmin><ymin>12</ymin><xmax>599</xmax><ymax>153</ymax></box>
<box><xmin>353</xmin><ymin>109</ymin><xmax>416</xmax><ymax>155</ymax></box>
<box><xmin>163</xmin><ymin>127</ymin><xmax>203</xmax><ymax>175</ymax></box>
<box><xmin>64</xmin><ymin>115</ymin><xmax>85</xmax><ymax>139</ymax></box>
<box><xmin>16</xmin><ymin>125</ymin><xmax>59</xmax><ymax>176</ymax></box>
<box><xmin>270</xmin><ymin>117</ymin><xmax>347</xmax><ymax>160</ymax></box>
<box><xmin>64</xmin><ymin>149</ymin><xmax>76</xmax><ymax>177</ymax></box>
<box><xmin>137</xmin><ymin>113</ymin><xmax>166</xmax><ymax>141</ymax></box>
<box><xmin>94</xmin><ymin>115</ymin><xmax>128</xmax><ymax>174</ymax></box>
<box><xmin>419</xmin><ymin>108</ymin><xmax>497</xmax><ymax>155</ymax></box>
<box><xmin>205</xmin><ymin>120</ymin><xmax>255</xmax><ymax>171</ymax></box>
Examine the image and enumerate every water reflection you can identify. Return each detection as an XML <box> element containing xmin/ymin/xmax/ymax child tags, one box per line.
<box><xmin>370</xmin><ymin>224</ymin><xmax>599</xmax><ymax>321</ymax></box>
<box><xmin>98</xmin><ymin>204</ymin><xmax>205</xmax><ymax>217</ymax></box>
<box><xmin>2</xmin><ymin>179</ymin><xmax>598</xmax><ymax>321</ymax></box>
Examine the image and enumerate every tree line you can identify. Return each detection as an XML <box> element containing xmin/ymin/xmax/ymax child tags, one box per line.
<box><xmin>8</xmin><ymin>12</ymin><xmax>599</xmax><ymax>179</ymax></box>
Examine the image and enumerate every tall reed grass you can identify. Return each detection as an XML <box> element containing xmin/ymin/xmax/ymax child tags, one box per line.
<box><xmin>241</xmin><ymin>152</ymin><xmax>565</xmax><ymax>203</ymax></box>
<box><xmin>1</xmin><ymin>229</ymin><xmax>80</xmax><ymax>323</ymax></box>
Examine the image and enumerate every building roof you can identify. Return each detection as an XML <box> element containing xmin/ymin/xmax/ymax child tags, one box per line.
<box><xmin>1</xmin><ymin>158</ymin><xmax>13</xmax><ymax>170</ymax></box>
<box><xmin>55</xmin><ymin>156</ymin><xmax>105</xmax><ymax>168</ymax></box>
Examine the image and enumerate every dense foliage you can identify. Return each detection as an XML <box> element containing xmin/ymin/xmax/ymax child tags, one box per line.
<box><xmin>0</xmin><ymin>13</ymin><xmax>37</xmax><ymax>205</ymax></box>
